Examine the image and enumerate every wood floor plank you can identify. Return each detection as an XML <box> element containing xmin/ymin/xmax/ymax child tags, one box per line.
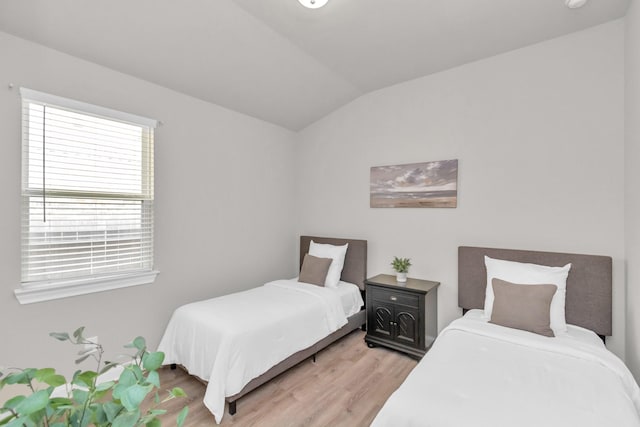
<box><xmin>154</xmin><ymin>330</ymin><xmax>417</xmax><ymax>426</ymax></box>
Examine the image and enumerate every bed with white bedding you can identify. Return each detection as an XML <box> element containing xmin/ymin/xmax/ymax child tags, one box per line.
<box><xmin>372</xmin><ymin>310</ymin><xmax>640</xmax><ymax>427</ymax></box>
<box><xmin>157</xmin><ymin>236</ymin><xmax>367</xmax><ymax>423</ymax></box>
<box><xmin>371</xmin><ymin>246</ymin><xmax>640</xmax><ymax>427</ymax></box>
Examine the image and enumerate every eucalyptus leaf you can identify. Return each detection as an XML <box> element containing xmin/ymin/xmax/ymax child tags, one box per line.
<box><xmin>48</xmin><ymin>397</ymin><xmax>73</xmax><ymax>409</ymax></box>
<box><xmin>14</xmin><ymin>390</ymin><xmax>49</xmax><ymax>416</ymax></box>
<box><xmin>75</xmin><ymin>371</ymin><xmax>97</xmax><ymax>387</ymax></box>
<box><xmin>75</xmin><ymin>354</ymin><xmax>92</xmax><ymax>365</ymax></box>
<box><xmin>117</xmin><ymin>369</ymin><xmax>137</xmax><ymax>388</ymax></box>
<box><xmin>99</xmin><ymin>362</ymin><xmax>118</xmax><ymax>375</ymax></box>
<box><xmin>103</xmin><ymin>401</ymin><xmax>123</xmax><ymax>422</ymax></box>
<box><xmin>4</xmin><ymin>417</ymin><xmax>27</xmax><ymax>427</ymax></box>
<box><xmin>177</xmin><ymin>406</ymin><xmax>189</xmax><ymax>427</ymax></box>
<box><xmin>142</xmin><ymin>352</ymin><xmax>164</xmax><ymax>372</ymax></box>
<box><xmin>34</xmin><ymin>368</ymin><xmax>66</xmax><ymax>388</ymax></box>
<box><xmin>170</xmin><ymin>387</ymin><xmax>187</xmax><ymax>398</ymax></box>
<box><xmin>132</xmin><ymin>337</ymin><xmax>146</xmax><ymax>351</ymax></box>
<box><xmin>3</xmin><ymin>370</ymin><xmax>34</xmax><ymax>385</ymax></box>
<box><xmin>73</xmin><ymin>327</ymin><xmax>85</xmax><ymax>340</ymax></box>
<box><xmin>95</xmin><ymin>380</ymin><xmax>116</xmax><ymax>392</ymax></box>
<box><xmin>77</xmin><ymin>346</ymin><xmax>98</xmax><ymax>357</ymax></box>
<box><xmin>121</xmin><ymin>384</ymin><xmax>152</xmax><ymax>412</ymax></box>
<box><xmin>3</xmin><ymin>395</ymin><xmax>26</xmax><ymax>409</ymax></box>
<box><xmin>112</xmin><ymin>409</ymin><xmax>140</xmax><ymax>427</ymax></box>
<box><xmin>72</xmin><ymin>388</ymin><xmax>89</xmax><ymax>406</ymax></box>
<box><xmin>49</xmin><ymin>332</ymin><xmax>70</xmax><ymax>341</ymax></box>
<box><xmin>146</xmin><ymin>418</ymin><xmax>161</xmax><ymax>427</ymax></box>
<box><xmin>146</xmin><ymin>371</ymin><xmax>160</xmax><ymax>388</ymax></box>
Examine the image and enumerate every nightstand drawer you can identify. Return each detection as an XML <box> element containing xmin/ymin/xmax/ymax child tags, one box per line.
<box><xmin>369</xmin><ymin>287</ymin><xmax>419</xmax><ymax>308</ymax></box>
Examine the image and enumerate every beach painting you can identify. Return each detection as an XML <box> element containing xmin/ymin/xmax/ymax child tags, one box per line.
<box><xmin>370</xmin><ymin>159</ymin><xmax>458</xmax><ymax>208</ymax></box>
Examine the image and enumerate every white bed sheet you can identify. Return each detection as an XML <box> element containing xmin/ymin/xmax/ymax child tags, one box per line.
<box><xmin>334</xmin><ymin>280</ymin><xmax>364</xmax><ymax>317</ymax></box>
<box><xmin>157</xmin><ymin>279</ymin><xmax>348</xmax><ymax>424</ymax></box>
<box><xmin>372</xmin><ymin>310</ymin><xmax>640</xmax><ymax>427</ymax></box>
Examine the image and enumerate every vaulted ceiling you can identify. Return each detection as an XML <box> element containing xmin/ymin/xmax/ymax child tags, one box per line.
<box><xmin>0</xmin><ymin>0</ymin><xmax>630</xmax><ymax>130</ymax></box>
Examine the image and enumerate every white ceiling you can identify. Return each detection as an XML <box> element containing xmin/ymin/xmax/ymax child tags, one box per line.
<box><xmin>0</xmin><ymin>0</ymin><xmax>630</xmax><ymax>130</ymax></box>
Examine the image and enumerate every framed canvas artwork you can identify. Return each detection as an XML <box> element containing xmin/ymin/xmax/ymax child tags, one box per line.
<box><xmin>370</xmin><ymin>159</ymin><xmax>458</xmax><ymax>208</ymax></box>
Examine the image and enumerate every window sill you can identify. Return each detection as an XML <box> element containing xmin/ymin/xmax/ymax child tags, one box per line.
<box><xmin>14</xmin><ymin>270</ymin><xmax>159</xmax><ymax>304</ymax></box>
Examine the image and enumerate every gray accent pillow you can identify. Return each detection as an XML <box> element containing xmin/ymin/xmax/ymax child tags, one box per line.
<box><xmin>489</xmin><ymin>278</ymin><xmax>557</xmax><ymax>337</ymax></box>
<box><xmin>299</xmin><ymin>254</ymin><xmax>333</xmax><ymax>286</ymax></box>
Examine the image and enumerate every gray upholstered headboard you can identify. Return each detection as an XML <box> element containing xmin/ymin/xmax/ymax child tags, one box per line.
<box><xmin>300</xmin><ymin>236</ymin><xmax>367</xmax><ymax>290</ymax></box>
<box><xmin>458</xmin><ymin>246</ymin><xmax>612</xmax><ymax>337</ymax></box>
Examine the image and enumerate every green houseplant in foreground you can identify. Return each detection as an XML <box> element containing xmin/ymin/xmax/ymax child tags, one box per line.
<box><xmin>0</xmin><ymin>327</ymin><xmax>188</xmax><ymax>427</ymax></box>
<box><xmin>391</xmin><ymin>256</ymin><xmax>412</xmax><ymax>283</ymax></box>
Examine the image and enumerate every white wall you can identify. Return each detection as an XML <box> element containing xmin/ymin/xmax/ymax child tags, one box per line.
<box><xmin>296</xmin><ymin>21</ymin><xmax>626</xmax><ymax>357</ymax></box>
<box><xmin>625</xmin><ymin>0</ymin><xmax>640</xmax><ymax>379</ymax></box>
<box><xmin>0</xmin><ymin>31</ymin><xmax>297</xmax><ymax>384</ymax></box>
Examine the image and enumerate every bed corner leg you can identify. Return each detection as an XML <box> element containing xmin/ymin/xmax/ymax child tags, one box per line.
<box><xmin>361</xmin><ymin>323</ymin><xmax>366</xmax><ymax>331</ymax></box>
<box><xmin>229</xmin><ymin>400</ymin><xmax>237</xmax><ymax>416</ymax></box>
<box><xmin>312</xmin><ymin>353</ymin><xmax>317</xmax><ymax>363</ymax></box>
<box><xmin>170</xmin><ymin>363</ymin><xmax>177</xmax><ymax>370</ymax></box>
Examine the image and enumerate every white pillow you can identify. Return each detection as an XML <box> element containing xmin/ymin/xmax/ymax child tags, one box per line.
<box><xmin>484</xmin><ymin>256</ymin><xmax>571</xmax><ymax>335</ymax></box>
<box><xmin>308</xmin><ymin>240</ymin><xmax>348</xmax><ymax>288</ymax></box>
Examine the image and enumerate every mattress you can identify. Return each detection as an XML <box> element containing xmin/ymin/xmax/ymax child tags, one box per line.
<box><xmin>372</xmin><ymin>310</ymin><xmax>640</xmax><ymax>427</ymax></box>
<box><xmin>157</xmin><ymin>279</ymin><xmax>350</xmax><ymax>424</ymax></box>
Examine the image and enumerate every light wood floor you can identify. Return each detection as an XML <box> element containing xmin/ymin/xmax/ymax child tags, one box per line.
<box><xmin>156</xmin><ymin>330</ymin><xmax>417</xmax><ymax>426</ymax></box>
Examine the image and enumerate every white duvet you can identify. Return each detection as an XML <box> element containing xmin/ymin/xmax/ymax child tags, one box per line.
<box><xmin>372</xmin><ymin>310</ymin><xmax>640</xmax><ymax>427</ymax></box>
<box><xmin>157</xmin><ymin>279</ymin><xmax>348</xmax><ymax>423</ymax></box>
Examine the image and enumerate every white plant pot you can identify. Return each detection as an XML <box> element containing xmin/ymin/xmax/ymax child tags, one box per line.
<box><xmin>396</xmin><ymin>272</ymin><xmax>407</xmax><ymax>282</ymax></box>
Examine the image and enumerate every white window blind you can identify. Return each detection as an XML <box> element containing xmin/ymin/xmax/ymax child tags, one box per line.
<box><xmin>20</xmin><ymin>88</ymin><xmax>156</xmax><ymax>292</ymax></box>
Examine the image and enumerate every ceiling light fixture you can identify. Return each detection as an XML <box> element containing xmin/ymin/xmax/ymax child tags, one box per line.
<box><xmin>298</xmin><ymin>0</ymin><xmax>328</xmax><ymax>9</ymax></box>
<box><xmin>565</xmin><ymin>0</ymin><xmax>588</xmax><ymax>9</ymax></box>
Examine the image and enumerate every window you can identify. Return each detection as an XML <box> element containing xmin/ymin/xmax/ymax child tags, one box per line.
<box><xmin>16</xmin><ymin>89</ymin><xmax>158</xmax><ymax>304</ymax></box>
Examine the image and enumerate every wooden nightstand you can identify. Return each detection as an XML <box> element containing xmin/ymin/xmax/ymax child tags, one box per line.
<box><xmin>364</xmin><ymin>274</ymin><xmax>439</xmax><ymax>359</ymax></box>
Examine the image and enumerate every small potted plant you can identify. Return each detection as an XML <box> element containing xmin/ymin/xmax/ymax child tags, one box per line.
<box><xmin>391</xmin><ymin>256</ymin><xmax>411</xmax><ymax>282</ymax></box>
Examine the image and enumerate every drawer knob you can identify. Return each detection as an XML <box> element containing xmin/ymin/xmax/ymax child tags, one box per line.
<box><xmin>390</xmin><ymin>296</ymin><xmax>397</xmax><ymax>301</ymax></box>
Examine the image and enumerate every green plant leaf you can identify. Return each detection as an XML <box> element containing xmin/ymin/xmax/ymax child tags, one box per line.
<box><xmin>118</xmin><ymin>369</ymin><xmax>137</xmax><ymax>388</ymax></box>
<box><xmin>142</xmin><ymin>352</ymin><xmax>164</xmax><ymax>372</ymax></box>
<box><xmin>4</xmin><ymin>417</ymin><xmax>28</xmax><ymax>427</ymax></box>
<box><xmin>170</xmin><ymin>387</ymin><xmax>187</xmax><ymax>398</ymax></box>
<box><xmin>77</xmin><ymin>346</ymin><xmax>97</xmax><ymax>357</ymax></box>
<box><xmin>49</xmin><ymin>332</ymin><xmax>70</xmax><ymax>341</ymax></box>
<box><xmin>34</xmin><ymin>369</ymin><xmax>66</xmax><ymax>388</ymax></box>
<box><xmin>103</xmin><ymin>401</ymin><xmax>123</xmax><ymax>422</ymax></box>
<box><xmin>112</xmin><ymin>409</ymin><xmax>140</xmax><ymax>427</ymax></box>
<box><xmin>74</xmin><ymin>354</ymin><xmax>92</xmax><ymax>365</ymax></box>
<box><xmin>125</xmin><ymin>337</ymin><xmax>146</xmax><ymax>351</ymax></box>
<box><xmin>121</xmin><ymin>384</ymin><xmax>152</xmax><ymax>412</ymax></box>
<box><xmin>72</xmin><ymin>327</ymin><xmax>85</xmax><ymax>340</ymax></box>
<box><xmin>146</xmin><ymin>418</ymin><xmax>161</xmax><ymax>427</ymax></box>
<box><xmin>14</xmin><ymin>389</ymin><xmax>49</xmax><ymax>416</ymax></box>
<box><xmin>48</xmin><ymin>397</ymin><xmax>73</xmax><ymax>410</ymax></box>
<box><xmin>177</xmin><ymin>406</ymin><xmax>189</xmax><ymax>427</ymax></box>
<box><xmin>99</xmin><ymin>362</ymin><xmax>119</xmax><ymax>376</ymax></box>
<box><xmin>3</xmin><ymin>369</ymin><xmax>35</xmax><ymax>385</ymax></box>
<box><xmin>146</xmin><ymin>371</ymin><xmax>160</xmax><ymax>388</ymax></box>
<box><xmin>95</xmin><ymin>380</ymin><xmax>116</xmax><ymax>392</ymax></box>
<box><xmin>3</xmin><ymin>395</ymin><xmax>26</xmax><ymax>410</ymax></box>
<box><xmin>129</xmin><ymin>365</ymin><xmax>144</xmax><ymax>382</ymax></box>
<box><xmin>72</xmin><ymin>388</ymin><xmax>89</xmax><ymax>406</ymax></box>
<box><xmin>74</xmin><ymin>371</ymin><xmax>97</xmax><ymax>388</ymax></box>
<box><xmin>91</xmin><ymin>402</ymin><xmax>107</xmax><ymax>424</ymax></box>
